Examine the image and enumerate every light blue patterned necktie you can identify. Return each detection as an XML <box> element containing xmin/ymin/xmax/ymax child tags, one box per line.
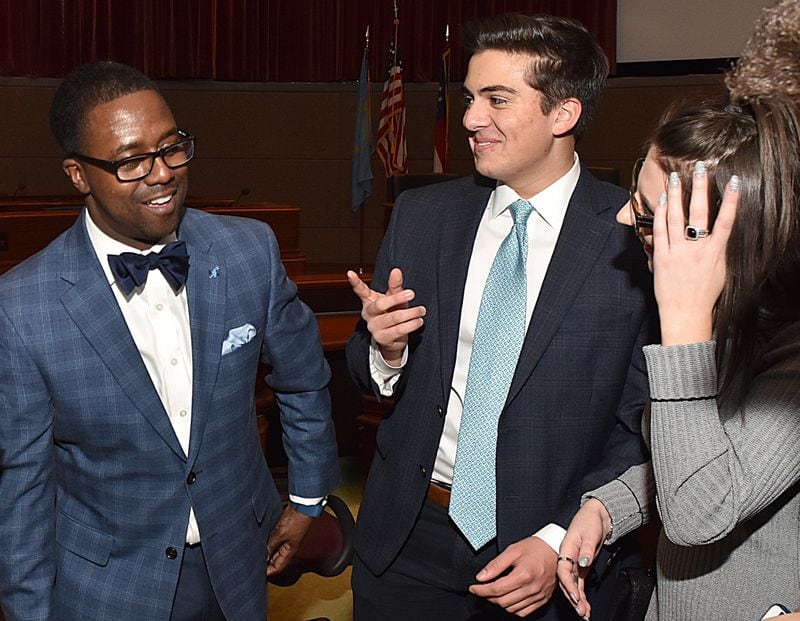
<box><xmin>449</xmin><ymin>198</ymin><xmax>534</xmax><ymax>549</ymax></box>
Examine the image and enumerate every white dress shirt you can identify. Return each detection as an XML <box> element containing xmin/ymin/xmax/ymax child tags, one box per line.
<box><xmin>85</xmin><ymin>212</ymin><xmax>201</xmax><ymax>545</ymax></box>
<box><xmin>371</xmin><ymin>154</ymin><xmax>582</xmax><ymax>551</ymax></box>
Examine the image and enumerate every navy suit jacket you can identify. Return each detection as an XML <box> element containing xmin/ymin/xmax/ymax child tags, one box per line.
<box><xmin>0</xmin><ymin>208</ymin><xmax>340</xmax><ymax>621</ymax></box>
<box><xmin>347</xmin><ymin>170</ymin><xmax>656</xmax><ymax>616</ymax></box>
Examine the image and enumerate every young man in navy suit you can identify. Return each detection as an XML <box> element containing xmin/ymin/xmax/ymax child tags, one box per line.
<box><xmin>0</xmin><ymin>62</ymin><xmax>339</xmax><ymax>620</ymax></box>
<box><xmin>347</xmin><ymin>13</ymin><xmax>656</xmax><ymax>620</ymax></box>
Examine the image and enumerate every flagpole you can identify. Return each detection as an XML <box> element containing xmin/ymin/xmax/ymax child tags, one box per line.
<box><xmin>390</xmin><ymin>0</ymin><xmax>399</xmax><ymax>165</ymax></box>
<box><xmin>444</xmin><ymin>24</ymin><xmax>450</xmax><ymax>172</ymax></box>
<box><xmin>433</xmin><ymin>24</ymin><xmax>450</xmax><ymax>173</ymax></box>
<box><xmin>392</xmin><ymin>1</ymin><xmax>399</xmax><ymax>67</ymax></box>
<box><xmin>358</xmin><ymin>25</ymin><xmax>369</xmax><ymax>274</ymax></box>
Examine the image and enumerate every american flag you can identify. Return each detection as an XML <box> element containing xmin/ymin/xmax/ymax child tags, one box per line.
<box><xmin>433</xmin><ymin>33</ymin><xmax>450</xmax><ymax>173</ymax></box>
<box><xmin>376</xmin><ymin>18</ymin><xmax>407</xmax><ymax>177</ymax></box>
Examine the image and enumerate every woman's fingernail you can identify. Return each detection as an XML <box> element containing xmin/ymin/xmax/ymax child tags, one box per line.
<box><xmin>578</xmin><ymin>555</ymin><xmax>591</xmax><ymax>567</ymax></box>
<box><xmin>729</xmin><ymin>175</ymin><xmax>741</xmax><ymax>192</ymax></box>
<box><xmin>658</xmin><ymin>192</ymin><xmax>667</xmax><ymax>207</ymax></box>
<box><xmin>669</xmin><ymin>172</ymin><xmax>680</xmax><ymax>188</ymax></box>
<box><xmin>694</xmin><ymin>160</ymin><xmax>707</xmax><ymax>178</ymax></box>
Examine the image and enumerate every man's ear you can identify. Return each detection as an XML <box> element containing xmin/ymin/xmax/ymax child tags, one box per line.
<box><xmin>552</xmin><ymin>98</ymin><xmax>582</xmax><ymax>137</ymax></box>
<box><xmin>62</xmin><ymin>158</ymin><xmax>90</xmax><ymax>194</ymax></box>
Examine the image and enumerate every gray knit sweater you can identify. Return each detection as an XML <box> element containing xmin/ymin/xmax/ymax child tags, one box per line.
<box><xmin>587</xmin><ymin>335</ymin><xmax>800</xmax><ymax>620</ymax></box>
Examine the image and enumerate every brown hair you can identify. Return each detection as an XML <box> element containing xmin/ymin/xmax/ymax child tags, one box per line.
<box><xmin>726</xmin><ymin>0</ymin><xmax>800</xmax><ymax>103</ymax></box>
<box><xmin>462</xmin><ymin>13</ymin><xmax>608</xmax><ymax>138</ymax></box>
<box><xmin>648</xmin><ymin>94</ymin><xmax>800</xmax><ymax>402</ymax></box>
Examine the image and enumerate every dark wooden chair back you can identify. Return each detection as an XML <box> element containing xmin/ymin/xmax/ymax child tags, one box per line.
<box><xmin>267</xmin><ymin>494</ymin><xmax>356</xmax><ymax>588</ymax></box>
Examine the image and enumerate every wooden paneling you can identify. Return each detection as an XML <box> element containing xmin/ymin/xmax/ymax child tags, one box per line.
<box><xmin>0</xmin><ymin>196</ymin><xmax>306</xmax><ymax>276</ymax></box>
<box><xmin>0</xmin><ymin>75</ymin><xmax>726</xmax><ymax>267</ymax></box>
<box><xmin>0</xmin><ymin>208</ymin><xmax>81</xmax><ymax>274</ymax></box>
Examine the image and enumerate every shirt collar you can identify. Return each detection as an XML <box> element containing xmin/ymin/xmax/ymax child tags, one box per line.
<box><xmin>84</xmin><ymin>209</ymin><xmax>177</xmax><ymax>286</ymax></box>
<box><xmin>489</xmin><ymin>152</ymin><xmax>581</xmax><ymax>231</ymax></box>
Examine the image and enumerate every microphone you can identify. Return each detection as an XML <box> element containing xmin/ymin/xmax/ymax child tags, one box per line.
<box><xmin>233</xmin><ymin>187</ymin><xmax>251</xmax><ymax>205</ymax></box>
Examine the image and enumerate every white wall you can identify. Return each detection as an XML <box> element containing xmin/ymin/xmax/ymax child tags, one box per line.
<box><xmin>617</xmin><ymin>0</ymin><xmax>771</xmax><ymax>62</ymax></box>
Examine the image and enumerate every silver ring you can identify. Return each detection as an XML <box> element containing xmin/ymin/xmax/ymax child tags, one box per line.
<box><xmin>685</xmin><ymin>225</ymin><xmax>710</xmax><ymax>240</ymax></box>
<box><xmin>557</xmin><ymin>556</ymin><xmax>576</xmax><ymax>565</ymax></box>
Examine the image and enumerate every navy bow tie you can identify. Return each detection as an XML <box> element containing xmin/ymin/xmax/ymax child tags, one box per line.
<box><xmin>108</xmin><ymin>240</ymin><xmax>190</xmax><ymax>295</ymax></box>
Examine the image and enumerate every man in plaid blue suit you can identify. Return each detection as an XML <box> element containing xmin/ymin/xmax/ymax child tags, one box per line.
<box><xmin>0</xmin><ymin>62</ymin><xmax>339</xmax><ymax>620</ymax></box>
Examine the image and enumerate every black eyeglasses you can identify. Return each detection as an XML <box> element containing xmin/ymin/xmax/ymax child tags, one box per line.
<box><xmin>629</xmin><ymin>157</ymin><xmax>654</xmax><ymax>237</ymax></box>
<box><xmin>71</xmin><ymin>130</ymin><xmax>195</xmax><ymax>182</ymax></box>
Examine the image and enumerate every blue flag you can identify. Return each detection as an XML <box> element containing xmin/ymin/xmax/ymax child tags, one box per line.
<box><xmin>351</xmin><ymin>46</ymin><xmax>373</xmax><ymax>211</ymax></box>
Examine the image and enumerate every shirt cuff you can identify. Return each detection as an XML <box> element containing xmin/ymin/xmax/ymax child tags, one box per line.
<box><xmin>533</xmin><ymin>523</ymin><xmax>566</xmax><ymax>554</ymax></box>
<box><xmin>369</xmin><ymin>339</ymin><xmax>407</xmax><ymax>396</ymax></box>
<box><xmin>288</xmin><ymin>494</ymin><xmax>325</xmax><ymax>506</ymax></box>
<box><xmin>289</xmin><ymin>495</ymin><xmax>327</xmax><ymax>518</ymax></box>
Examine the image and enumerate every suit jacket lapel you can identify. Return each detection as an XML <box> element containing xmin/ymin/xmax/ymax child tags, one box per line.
<box><xmin>507</xmin><ymin>172</ymin><xmax>615</xmax><ymax>402</ymax></box>
<box><xmin>59</xmin><ymin>215</ymin><xmax>187</xmax><ymax>460</ymax></box>
<box><xmin>437</xmin><ymin>182</ymin><xmax>491</xmax><ymax>401</ymax></box>
<box><xmin>180</xmin><ymin>219</ymin><xmax>227</xmax><ymax>463</ymax></box>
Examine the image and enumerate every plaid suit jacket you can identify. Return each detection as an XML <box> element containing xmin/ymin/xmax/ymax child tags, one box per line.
<box><xmin>0</xmin><ymin>209</ymin><xmax>340</xmax><ymax>620</ymax></box>
<box><xmin>347</xmin><ymin>169</ymin><xmax>656</xmax><ymax>618</ymax></box>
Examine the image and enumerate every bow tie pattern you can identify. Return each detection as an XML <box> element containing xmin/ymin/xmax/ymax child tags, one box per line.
<box><xmin>108</xmin><ymin>240</ymin><xmax>190</xmax><ymax>295</ymax></box>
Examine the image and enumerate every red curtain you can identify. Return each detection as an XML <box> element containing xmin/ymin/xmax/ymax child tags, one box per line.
<box><xmin>0</xmin><ymin>0</ymin><xmax>616</xmax><ymax>81</ymax></box>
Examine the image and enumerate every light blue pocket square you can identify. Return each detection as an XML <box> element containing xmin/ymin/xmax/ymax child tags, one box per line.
<box><xmin>221</xmin><ymin>323</ymin><xmax>257</xmax><ymax>356</ymax></box>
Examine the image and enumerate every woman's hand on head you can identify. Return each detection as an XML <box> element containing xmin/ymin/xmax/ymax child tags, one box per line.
<box><xmin>652</xmin><ymin>162</ymin><xmax>740</xmax><ymax>346</ymax></box>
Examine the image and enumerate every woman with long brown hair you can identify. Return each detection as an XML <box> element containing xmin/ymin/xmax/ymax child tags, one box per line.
<box><xmin>556</xmin><ymin>1</ymin><xmax>800</xmax><ymax>618</ymax></box>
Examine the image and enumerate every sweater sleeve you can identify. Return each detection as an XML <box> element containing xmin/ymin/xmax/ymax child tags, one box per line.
<box><xmin>583</xmin><ymin>460</ymin><xmax>656</xmax><ymax>544</ymax></box>
<box><xmin>645</xmin><ymin>335</ymin><xmax>800</xmax><ymax>546</ymax></box>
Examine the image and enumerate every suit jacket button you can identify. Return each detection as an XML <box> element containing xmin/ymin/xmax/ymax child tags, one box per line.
<box><xmin>419</xmin><ymin>465</ymin><xmax>426</xmax><ymax>476</ymax></box>
<box><xmin>165</xmin><ymin>546</ymin><xmax>178</xmax><ymax>560</ymax></box>
<box><xmin>436</xmin><ymin>405</ymin><xmax>444</xmax><ymax>417</ymax></box>
<box><xmin>186</xmin><ymin>471</ymin><xmax>196</xmax><ymax>485</ymax></box>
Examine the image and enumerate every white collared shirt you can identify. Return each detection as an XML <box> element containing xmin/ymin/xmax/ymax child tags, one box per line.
<box><xmin>371</xmin><ymin>153</ymin><xmax>582</xmax><ymax>551</ymax></box>
<box><xmin>85</xmin><ymin>211</ymin><xmax>201</xmax><ymax>545</ymax></box>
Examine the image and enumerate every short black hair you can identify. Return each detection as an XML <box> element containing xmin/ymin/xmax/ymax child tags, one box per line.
<box><xmin>49</xmin><ymin>61</ymin><xmax>159</xmax><ymax>155</ymax></box>
<box><xmin>463</xmin><ymin>13</ymin><xmax>608</xmax><ymax>138</ymax></box>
